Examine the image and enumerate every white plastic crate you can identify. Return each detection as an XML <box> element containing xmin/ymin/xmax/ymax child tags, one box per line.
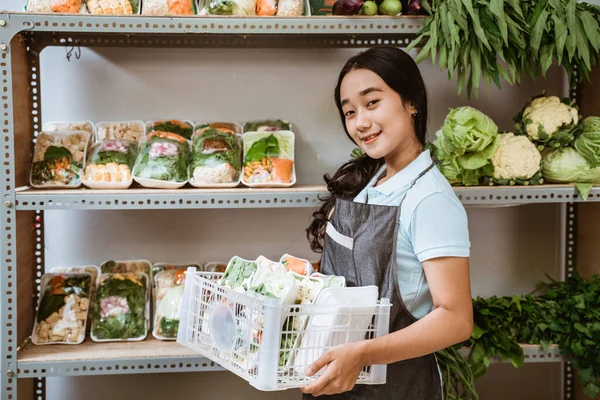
<box><xmin>177</xmin><ymin>268</ymin><xmax>392</xmax><ymax>391</ymax></box>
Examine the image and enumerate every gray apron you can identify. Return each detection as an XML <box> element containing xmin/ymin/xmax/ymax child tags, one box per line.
<box><xmin>303</xmin><ymin>163</ymin><xmax>442</xmax><ymax>400</ymax></box>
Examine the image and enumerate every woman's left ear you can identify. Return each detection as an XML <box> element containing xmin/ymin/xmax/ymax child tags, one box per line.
<box><xmin>408</xmin><ymin>103</ymin><xmax>417</xmax><ymax>116</ymax></box>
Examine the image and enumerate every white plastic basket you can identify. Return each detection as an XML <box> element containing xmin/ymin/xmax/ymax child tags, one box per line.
<box><xmin>177</xmin><ymin>268</ymin><xmax>391</xmax><ymax>391</ymax></box>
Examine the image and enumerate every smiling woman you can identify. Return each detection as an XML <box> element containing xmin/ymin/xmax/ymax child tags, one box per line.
<box><xmin>304</xmin><ymin>47</ymin><xmax>473</xmax><ymax>399</ymax></box>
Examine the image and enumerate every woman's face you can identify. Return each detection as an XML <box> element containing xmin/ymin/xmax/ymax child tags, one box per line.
<box><xmin>339</xmin><ymin>68</ymin><xmax>416</xmax><ymax>160</ymax></box>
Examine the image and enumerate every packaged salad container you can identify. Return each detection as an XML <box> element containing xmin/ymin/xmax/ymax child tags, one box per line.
<box><xmin>204</xmin><ymin>0</ymin><xmax>304</xmax><ymax>15</ymax></box>
<box><xmin>132</xmin><ymin>132</ymin><xmax>191</xmax><ymax>189</ymax></box>
<box><xmin>146</xmin><ymin>120</ymin><xmax>194</xmax><ymax>140</ymax></box>
<box><xmin>190</xmin><ymin>126</ymin><xmax>242</xmax><ymax>188</ymax></box>
<box><xmin>43</xmin><ymin>121</ymin><xmax>94</xmax><ymax>136</ymax></box>
<box><xmin>242</xmin><ymin>120</ymin><xmax>292</xmax><ymax>133</ymax></box>
<box><xmin>32</xmin><ymin>273</ymin><xmax>93</xmax><ymax>345</ymax></box>
<box><xmin>279</xmin><ymin>254</ymin><xmax>315</xmax><ymax>276</ymax></box>
<box><xmin>153</xmin><ymin>269</ymin><xmax>190</xmax><ymax>340</ymax></box>
<box><xmin>153</xmin><ymin>262</ymin><xmax>201</xmax><ymax>277</ymax></box>
<box><xmin>96</xmin><ymin>121</ymin><xmax>145</xmax><ymax>143</ymax></box>
<box><xmin>30</xmin><ymin>131</ymin><xmax>91</xmax><ymax>189</ymax></box>
<box><xmin>204</xmin><ymin>262</ymin><xmax>227</xmax><ymax>273</ymax></box>
<box><xmin>82</xmin><ymin>139</ymin><xmax>138</xmax><ymax>189</ymax></box>
<box><xmin>242</xmin><ymin>130</ymin><xmax>295</xmax><ymax>188</ymax></box>
<box><xmin>85</xmin><ymin>0</ymin><xmax>140</xmax><ymax>14</ymax></box>
<box><xmin>91</xmin><ymin>272</ymin><xmax>150</xmax><ymax>342</ymax></box>
<box><xmin>101</xmin><ymin>259</ymin><xmax>153</xmax><ymax>282</ymax></box>
<box><xmin>142</xmin><ymin>0</ymin><xmax>196</xmax><ymax>14</ymax></box>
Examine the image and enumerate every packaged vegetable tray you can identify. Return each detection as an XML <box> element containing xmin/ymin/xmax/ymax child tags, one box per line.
<box><xmin>101</xmin><ymin>259</ymin><xmax>153</xmax><ymax>282</ymax></box>
<box><xmin>142</xmin><ymin>0</ymin><xmax>196</xmax><ymax>14</ymax></box>
<box><xmin>204</xmin><ymin>0</ymin><xmax>304</xmax><ymax>15</ymax></box>
<box><xmin>86</xmin><ymin>0</ymin><xmax>140</xmax><ymax>13</ymax></box>
<box><xmin>190</xmin><ymin>125</ymin><xmax>242</xmax><ymax>188</ymax></box>
<box><xmin>242</xmin><ymin>120</ymin><xmax>292</xmax><ymax>133</ymax></box>
<box><xmin>96</xmin><ymin>121</ymin><xmax>145</xmax><ymax>143</ymax></box>
<box><xmin>153</xmin><ymin>262</ymin><xmax>201</xmax><ymax>277</ymax></box>
<box><xmin>153</xmin><ymin>269</ymin><xmax>190</xmax><ymax>340</ymax></box>
<box><xmin>82</xmin><ymin>139</ymin><xmax>138</xmax><ymax>189</ymax></box>
<box><xmin>146</xmin><ymin>120</ymin><xmax>194</xmax><ymax>140</ymax></box>
<box><xmin>204</xmin><ymin>262</ymin><xmax>227</xmax><ymax>273</ymax></box>
<box><xmin>242</xmin><ymin>130</ymin><xmax>295</xmax><ymax>187</ymax></box>
<box><xmin>132</xmin><ymin>132</ymin><xmax>191</xmax><ymax>189</ymax></box>
<box><xmin>280</xmin><ymin>254</ymin><xmax>314</xmax><ymax>276</ymax></box>
<box><xmin>43</xmin><ymin>121</ymin><xmax>94</xmax><ymax>136</ymax></box>
<box><xmin>32</xmin><ymin>272</ymin><xmax>93</xmax><ymax>345</ymax></box>
<box><xmin>30</xmin><ymin>131</ymin><xmax>92</xmax><ymax>188</ymax></box>
<box><xmin>25</xmin><ymin>0</ymin><xmax>85</xmax><ymax>12</ymax></box>
<box><xmin>91</xmin><ymin>272</ymin><xmax>150</xmax><ymax>342</ymax></box>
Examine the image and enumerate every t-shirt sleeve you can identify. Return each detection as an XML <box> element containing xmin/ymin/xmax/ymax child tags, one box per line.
<box><xmin>407</xmin><ymin>192</ymin><xmax>471</xmax><ymax>262</ymax></box>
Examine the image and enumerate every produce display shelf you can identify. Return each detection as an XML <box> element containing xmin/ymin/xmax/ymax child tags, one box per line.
<box><xmin>13</xmin><ymin>184</ymin><xmax>600</xmax><ymax>210</ymax></box>
<box><xmin>17</xmin><ymin>339</ymin><xmax>562</xmax><ymax>378</ymax></box>
<box><xmin>0</xmin><ymin>12</ymin><xmax>424</xmax><ymax>36</ymax></box>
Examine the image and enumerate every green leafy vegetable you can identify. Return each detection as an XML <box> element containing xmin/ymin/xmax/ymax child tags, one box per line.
<box><xmin>89</xmin><ymin>140</ymin><xmax>137</xmax><ymax>169</ymax></box>
<box><xmin>430</xmin><ymin>106</ymin><xmax>499</xmax><ymax>186</ymax></box>
<box><xmin>191</xmin><ymin>129</ymin><xmax>242</xmax><ymax>172</ymax></box>
<box><xmin>37</xmin><ymin>274</ymin><xmax>92</xmax><ymax>323</ymax></box>
<box><xmin>542</xmin><ymin>147</ymin><xmax>600</xmax><ymax>184</ymax></box>
<box><xmin>244</xmin><ymin>134</ymin><xmax>281</xmax><ymax>163</ymax></box>
<box><xmin>219</xmin><ymin>257</ymin><xmax>258</xmax><ymax>291</ymax></box>
<box><xmin>151</xmin><ymin>121</ymin><xmax>193</xmax><ymax>140</ymax></box>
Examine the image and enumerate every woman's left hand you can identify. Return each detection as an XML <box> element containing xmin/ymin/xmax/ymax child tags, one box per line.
<box><xmin>300</xmin><ymin>341</ymin><xmax>367</xmax><ymax>397</ymax></box>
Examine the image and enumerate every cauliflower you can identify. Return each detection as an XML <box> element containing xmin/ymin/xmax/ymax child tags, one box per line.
<box><xmin>515</xmin><ymin>94</ymin><xmax>580</xmax><ymax>148</ymax></box>
<box><xmin>490</xmin><ymin>133</ymin><xmax>543</xmax><ymax>185</ymax></box>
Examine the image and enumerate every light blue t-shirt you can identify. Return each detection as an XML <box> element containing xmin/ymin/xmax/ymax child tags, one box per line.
<box><xmin>354</xmin><ymin>150</ymin><xmax>470</xmax><ymax>319</ymax></box>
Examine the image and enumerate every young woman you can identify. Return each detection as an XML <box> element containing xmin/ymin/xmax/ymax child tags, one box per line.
<box><xmin>302</xmin><ymin>47</ymin><xmax>474</xmax><ymax>399</ymax></box>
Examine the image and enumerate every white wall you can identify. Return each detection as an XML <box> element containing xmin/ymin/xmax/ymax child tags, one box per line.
<box><xmin>4</xmin><ymin>1</ymin><xmax>569</xmax><ymax>399</ymax></box>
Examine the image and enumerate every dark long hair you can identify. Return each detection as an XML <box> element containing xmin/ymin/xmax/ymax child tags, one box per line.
<box><xmin>306</xmin><ymin>47</ymin><xmax>429</xmax><ymax>253</ymax></box>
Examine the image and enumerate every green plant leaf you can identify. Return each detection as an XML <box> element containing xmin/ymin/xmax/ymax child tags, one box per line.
<box><xmin>540</xmin><ymin>43</ymin><xmax>553</xmax><ymax>77</ymax></box>
<box><xmin>530</xmin><ymin>10</ymin><xmax>549</xmax><ymax>57</ymax></box>
<box><xmin>552</xmin><ymin>15</ymin><xmax>568</xmax><ymax>65</ymax></box>
<box><xmin>489</xmin><ymin>0</ymin><xmax>508</xmax><ymax>45</ymax></box>
<box><xmin>566</xmin><ymin>0</ymin><xmax>578</xmax><ymax>61</ymax></box>
<box><xmin>579</xmin><ymin>11</ymin><xmax>600</xmax><ymax>53</ymax></box>
<box><xmin>575</xmin><ymin>16</ymin><xmax>592</xmax><ymax>72</ymax></box>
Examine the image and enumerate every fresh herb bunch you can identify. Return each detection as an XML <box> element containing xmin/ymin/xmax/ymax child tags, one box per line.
<box><xmin>409</xmin><ymin>0</ymin><xmax>600</xmax><ymax>98</ymax></box>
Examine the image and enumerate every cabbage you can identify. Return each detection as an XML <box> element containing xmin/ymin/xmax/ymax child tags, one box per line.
<box><xmin>574</xmin><ymin>117</ymin><xmax>600</xmax><ymax>168</ymax></box>
<box><xmin>431</xmin><ymin>107</ymin><xmax>499</xmax><ymax>186</ymax></box>
<box><xmin>542</xmin><ymin>147</ymin><xmax>600</xmax><ymax>200</ymax></box>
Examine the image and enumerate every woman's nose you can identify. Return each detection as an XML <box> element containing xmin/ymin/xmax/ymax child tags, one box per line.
<box><xmin>355</xmin><ymin>111</ymin><xmax>371</xmax><ymax>131</ymax></box>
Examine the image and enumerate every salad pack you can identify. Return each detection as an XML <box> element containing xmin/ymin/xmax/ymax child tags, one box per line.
<box><xmin>101</xmin><ymin>259</ymin><xmax>153</xmax><ymax>281</ymax></box>
<box><xmin>242</xmin><ymin>131</ymin><xmax>295</xmax><ymax>187</ymax></box>
<box><xmin>26</xmin><ymin>0</ymin><xmax>84</xmax><ymax>12</ymax></box>
<box><xmin>30</xmin><ymin>131</ymin><xmax>91</xmax><ymax>188</ymax></box>
<box><xmin>132</xmin><ymin>132</ymin><xmax>190</xmax><ymax>188</ymax></box>
<box><xmin>141</xmin><ymin>0</ymin><xmax>195</xmax><ymax>14</ymax></box>
<box><xmin>206</xmin><ymin>0</ymin><xmax>303</xmax><ymax>15</ymax></box>
<box><xmin>91</xmin><ymin>272</ymin><xmax>149</xmax><ymax>342</ymax></box>
<box><xmin>96</xmin><ymin>121</ymin><xmax>145</xmax><ymax>142</ymax></box>
<box><xmin>32</xmin><ymin>273</ymin><xmax>92</xmax><ymax>345</ymax></box>
<box><xmin>49</xmin><ymin>266</ymin><xmax>100</xmax><ymax>331</ymax></box>
<box><xmin>86</xmin><ymin>0</ymin><xmax>139</xmax><ymax>13</ymax></box>
<box><xmin>243</xmin><ymin>119</ymin><xmax>292</xmax><ymax>133</ymax></box>
<box><xmin>153</xmin><ymin>269</ymin><xmax>188</xmax><ymax>340</ymax></box>
<box><xmin>43</xmin><ymin>121</ymin><xmax>94</xmax><ymax>136</ymax></box>
<box><xmin>83</xmin><ymin>139</ymin><xmax>138</xmax><ymax>189</ymax></box>
<box><xmin>190</xmin><ymin>127</ymin><xmax>242</xmax><ymax>187</ymax></box>
<box><xmin>146</xmin><ymin>120</ymin><xmax>194</xmax><ymax>140</ymax></box>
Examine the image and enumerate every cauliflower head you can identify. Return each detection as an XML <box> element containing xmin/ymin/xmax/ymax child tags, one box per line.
<box><xmin>522</xmin><ymin>96</ymin><xmax>579</xmax><ymax>140</ymax></box>
<box><xmin>491</xmin><ymin>133</ymin><xmax>542</xmax><ymax>180</ymax></box>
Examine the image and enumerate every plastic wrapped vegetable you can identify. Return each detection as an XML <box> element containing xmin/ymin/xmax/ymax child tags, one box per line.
<box><xmin>280</xmin><ymin>254</ymin><xmax>314</xmax><ymax>276</ymax></box>
<box><xmin>132</xmin><ymin>132</ymin><xmax>190</xmax><ymax>184</ymax></box>
<box><xmin>243</xmin><ymin>120</ymin><xmax>291</xmax><ymax>133</ymax></box>
<box><xmin>43</xmin><ymin>121</ymin><xmax>94</xmax><ymax>135</ymax></box>
<box><xmin>32</xmin><ymin>273</ymin><xmax>92</xmax><ymax>345</ymax></box>
<box><xmin>26</xmin><ymin>0</ymin><xmax>83</xmax><ymax>13</ymax></box>
<box><xmin>91</xmin><ymin>272</ymin><xmax>149</xmax><ymax>341</ymax></box>
<box><xmin>49</xmin><ymin>266</ymin><xmax>100</xmax><ymax>331</ymax></box>
<box><xmin>101</xmin><ymin>259</ymin><xmax>153</xmax><ymax>282</ymax></box>
<box><xmin>242</xmin><ymin>131</ymin><xmax>295</xmax><ymax>186</ymax></box>
<box><xmin>153</xmin><ymin>263</ymin><xmax>200</xmax><ymax>277</ymax></box>
<box><xmin>86</xmin><ymin>0</ymin><xmax>139</xmax><ymax>13</ymax></box>
<box><xmin>147</xmin><ymin>120</ymin><xmax>194</xmax><ymax>140</ymax></box>
<box><xmin>31</xmin><ymin>131</ymin><xmax>91</xmax><ymax>188</ymax></box>
<box><xmin>207</xmin><ymin>0</ymin><xmax>256</xmax><ymax>14</ymax></box>
<box><xmin>190</xmin><ymin>129</ymin><xmax>242</xmax><ymax>187</ymax></box>
<box><xmin>141</xmin><ymin>0</ymin><xmax>195</xmax><ymax>14</ymax></box>
<box><xmin>83</xmin><ymin>140</ymin><xmax>137</xmax><ymax>188</ymax></box>
<box><xmin>96</xmin><ymin>121</ymin><xmax>145</xmax><ymax>142</ymax></box>
<box><xmin>219</xmin><ymin>256</ymin><xmax>258</xmax><ymax>292</ymax></box>
<box><xmin>153</xmin><ymin>269</ymin><xmax>188</xmax><ymax>340</ymax></box>
<box><xmin>256</xmin><ymin>0</ymin><xmax>276</xmax><ymax>14</ymax></box>
<box><xmin>275</xmin><ymin>0</ymin><xmax>303</xmax><ymax>15</ymax></box>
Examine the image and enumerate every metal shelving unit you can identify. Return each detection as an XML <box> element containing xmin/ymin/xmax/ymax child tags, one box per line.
<box><xmin>0</xmin><ymin>11</ymin><xmax>588</xmax><ymax>400</ymax></box>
